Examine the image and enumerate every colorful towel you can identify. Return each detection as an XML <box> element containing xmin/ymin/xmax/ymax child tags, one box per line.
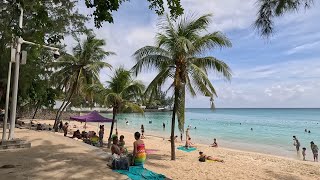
<box><xmin>114</xmin><ymin>166</ymin><xmax>166</xmax><ymax>180</ymax></box>
<box><xmin>177</xmin><ymin>146</ymin><xmax>196</xmax><ymax>152</ymax></box>
<box><xmin>145</xmin><ymin>149</ymin><xmax>159</xmax><ymax>154</ymax></box>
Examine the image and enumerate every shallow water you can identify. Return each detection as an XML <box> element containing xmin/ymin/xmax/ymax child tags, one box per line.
<box><xmin>102</xmin><ymin>108</ymin><xmax>320</xmax><ymax>160</ymax></box>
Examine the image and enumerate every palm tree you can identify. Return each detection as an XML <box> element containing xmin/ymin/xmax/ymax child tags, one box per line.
<box><xmin>102</xmin><ymin>67</ymin><xmax>145</xmax><ymax>147</ymax></box>
<box><xmin>255</xmin><ymin>0</ymin><xmax>314</xmax><ymax>37</ymax></box>
<box><xmin>52</xmin><ymin>33</ymin><xmax>115</xmax><ymax>131</ymax></box>
<box><xmin>132</xmin><ymin>14</ymin><xmax>232</xmax><ymax>160</ymax></box>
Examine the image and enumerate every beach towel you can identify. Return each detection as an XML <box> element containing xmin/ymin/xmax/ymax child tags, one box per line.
<box><xmin>145</xmin><ymin>149</ymin><xmax>159</xmax><ymax>154</ymax></box>
<box><xmin>177</xmin><ymin>146</ymin><xmax>196</xmax><ymax>152</ymax></box>
<box><xmin>114</xmin><ymin>166</ymin><xmax>166</xmax><ymax>180</ymax></box>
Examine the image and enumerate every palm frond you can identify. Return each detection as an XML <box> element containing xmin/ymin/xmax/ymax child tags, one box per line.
<box><xmin>189</xmin><ymin>57</ymin><xmax>232</xmax><ymax>80</ymax></box>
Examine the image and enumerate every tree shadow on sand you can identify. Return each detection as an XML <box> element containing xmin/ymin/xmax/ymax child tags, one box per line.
<box><xmin>0</xmin><ymin>138</ymin><xmax>126</xmax><ymax>180</ymax></box>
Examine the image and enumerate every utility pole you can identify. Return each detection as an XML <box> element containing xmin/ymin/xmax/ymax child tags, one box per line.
<box><xmin>8</xmin><ymin>4</ymin><xmax>23</xmax><ymax>140</ymax></box>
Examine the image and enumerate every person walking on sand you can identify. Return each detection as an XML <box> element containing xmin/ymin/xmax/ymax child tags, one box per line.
<box><xmin>310</xmin><ymin>141</ymin><xmax>318</xmax><ymax>162</ymax></box>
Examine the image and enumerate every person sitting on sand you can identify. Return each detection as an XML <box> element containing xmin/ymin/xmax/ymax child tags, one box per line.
<box><xmin>211</xmin><ymin>138</ymin><xmax>218</xmax><ymax>147</ymax></box>
<box><xmin>81</xmin><ymin>131</ymin><xmax>88</xmax><ymax>139</ymax></box>
<box><xmin>310</xmin><ymin>141</ymin><xmax>318</xmax><ymax>162</ymax></box>
<box><xmin>111</xmin><ymin>136</ymin><xmax>121</xmax><ymax>155</ymax></box>
<box><xmin>198</xmin><ymin>151</ymin><xmax>224</xmax><ymax>162</ymax></box>
<box><xmin>72</xmin><ymin>130</ymin><xmax>82</xmax><ymax>139</ymax></box>
<box><xmin>119</xmin><ymin>135</ymin><xmax>127</xmax><ymax>154</ymax></box>
<box><xmin>185</xmin><ymin>137</ymin><xmax>195</xmax><ymax>149</ymax></box>
<box><xmin>90</xmin><ymin>132</ymin><xmax>99</xmax><ymax>146</ymax></box>
<box><xmin>132</xmin><ymin>132</ymin><xmax>146</xmax><ymax>166</ymax></box>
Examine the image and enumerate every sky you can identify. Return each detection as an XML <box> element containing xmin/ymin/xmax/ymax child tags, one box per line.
<box><xmin>67</xmin><ymin>0</ymin><xmax>320</xmax><ymax>108</ymax></box>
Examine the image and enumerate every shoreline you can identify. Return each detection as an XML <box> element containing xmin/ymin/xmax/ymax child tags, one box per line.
<box><xmin>21</xmin><ymin>118</ymin><xmax>312</xmax><ymax>161</ymax></box>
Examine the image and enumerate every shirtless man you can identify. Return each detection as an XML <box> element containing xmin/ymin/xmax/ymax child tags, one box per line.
<box><xmin>185</xmin><ymin>137</ymin><xmax>194</xmax><ymax>149</ymax></box>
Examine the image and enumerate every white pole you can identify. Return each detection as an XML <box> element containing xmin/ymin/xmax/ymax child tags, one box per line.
<box><xmin>1</xmin><ymin>61</ymin><xmax>12</xmax><ymax>142</ymax></box>
<box><xmin>8</xmin><ymin>5</ymin><xmax>23</xmax><ymax>140</ymax></box>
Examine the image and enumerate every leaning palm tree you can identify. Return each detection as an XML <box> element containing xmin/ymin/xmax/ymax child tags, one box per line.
<box><xmin>52</xmin><ymin>33</ymin><xmax>115</xmax><ymax>131</ymax></box>
<box><xmin>255</xmin><ymin>0</ymin><xmax>314</xmax><ymax>37</ymax></box>
<box><xmin>103</xmin><ymin>67</ymin><xmax>145</xmax><ymax>147</ymax></box>
<box><xmin>132</xmin><ymin>14</ymin><xmax>232</xmax><ymax>160</ymax></box>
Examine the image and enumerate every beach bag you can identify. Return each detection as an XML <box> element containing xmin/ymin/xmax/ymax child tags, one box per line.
<box><xmin>199</xmin><ymin>157</ymin><xmax>206</xmax><ymax>162</ymax></box>
<box><xmin>112</xmin><ymin>156</ymin><xmax>129</xmax><ymax>170</ymax></box>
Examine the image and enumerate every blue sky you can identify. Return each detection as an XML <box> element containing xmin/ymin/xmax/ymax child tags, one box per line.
<box><xmin>70</xmin><ymin>0</ymin><xmax>320</xmax><ymax>108</ymax></box>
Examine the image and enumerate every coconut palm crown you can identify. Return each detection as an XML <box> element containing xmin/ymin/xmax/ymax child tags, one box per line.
<box><xmin>132</xmin><ymin>13</ymin><xmax>232</xmax><ymax>160</ymax></box>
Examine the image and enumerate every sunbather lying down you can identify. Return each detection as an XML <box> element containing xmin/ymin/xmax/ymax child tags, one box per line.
<box><xmin>198</xmin><ymin>151</ymin><xmax>224</xmax><ymax>163</ymax></box>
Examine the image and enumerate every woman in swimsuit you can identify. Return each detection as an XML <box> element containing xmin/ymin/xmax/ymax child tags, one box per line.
<box><xmin>199</xmin><ymin>151</ymin><xmax>224</xmax><ymax>162</ymax></box>
<box><xmin>132</xmin><ymin>132</ymin><xmax>146</xmax><ymax>166</ymax></box>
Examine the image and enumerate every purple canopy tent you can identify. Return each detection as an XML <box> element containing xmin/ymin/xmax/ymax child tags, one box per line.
<box><xmin>70</xmin><ymin>111</ymin><xmax>113</xmax><ymax>129</ymax></box>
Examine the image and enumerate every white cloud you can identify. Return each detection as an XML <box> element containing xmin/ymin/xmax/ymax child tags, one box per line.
<box><xmin>286</xmin><ymin>41</ymin><xmax>320</xmax><ymax>55</ymax></box>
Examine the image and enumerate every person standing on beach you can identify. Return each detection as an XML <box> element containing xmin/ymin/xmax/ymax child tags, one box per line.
<box><xmin>310</xmin><ymin>141</ymin><xmax>318</xmax><ymax>162</ymax></box>
<box><xmin>141</xmin><ymin>124</ymin><xmax>145</xmax><ymax>138</ymax></box>
<box><xmin>59</xmin><ymin>121</ymin><xmax>63</xmax><ymax>132</ymax></box>
<box><xmin>99</xmin><ymin>125</ymin><xmax>104</xmax><ymax>147</ymax></box>
<box><xmin>302</xmin><ymin>147</ymin><xmax>306</xmax><ymax>161</ymax></box>
<box><xmin>63</xmin><ymin>122</ymin><xmax>68</xmax><ymax>136</ymax></box>
<box><xmin>163</xmin><ymin>123</ymin><xmax>165</xmax><ymax>129</ymax></box>
<box><xmin>293</xmin><ymin>136</ymin><xmax>300</xmax><ymax>152</ymax></box>
<box><xmin>180</xmin><ymin>133</ymin><xmax>183</xmax><ymax>142</ymax></box>
<box><xmin>186</xmin><ymin>127</ymin><xmax>190</xmax><ymax>140</ymax></box>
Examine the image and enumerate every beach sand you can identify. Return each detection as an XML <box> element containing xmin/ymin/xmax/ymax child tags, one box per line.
<box><xmin>1</xmin><ymin>119</ymin><xmax>320</xmax><ymax>180</ymax></box>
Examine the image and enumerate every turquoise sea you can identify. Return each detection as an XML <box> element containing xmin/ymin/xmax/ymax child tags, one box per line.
<box><xmin>103</xmin><ymin>108</ymin><xmax>320</xmax><ymax>160</ymax></box>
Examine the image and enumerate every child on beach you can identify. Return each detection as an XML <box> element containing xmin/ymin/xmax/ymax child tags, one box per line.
<box><xmin>302</xmin><ymin>147</ymin><xmax>306</xmax><ymax>161</ymax></box>
<box><xmin>310</xmin><ymin>141</ymin><xmax>318</xmax><ymax>162</ymax></box>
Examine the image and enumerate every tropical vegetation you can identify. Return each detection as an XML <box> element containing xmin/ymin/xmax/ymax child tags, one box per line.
<box><xmin>51</xmin><ymin>33</ymin><xmax>115</xmax><ymax>131</ymax></box>
<box><xmin>132</xmin><ymin>14</ymin><xmax>232</xmax><ymax>160</ymax></box>
<box><xmin>92</xmin><ymin>67</ymin><xmax>145</xmax><ymax>147</ymax></box>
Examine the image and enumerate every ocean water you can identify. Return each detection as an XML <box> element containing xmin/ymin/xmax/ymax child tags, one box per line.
<box><xmin>102</xmin><ymin>108</ymin><xmax>320</xmax><ymax>160</ymax></box>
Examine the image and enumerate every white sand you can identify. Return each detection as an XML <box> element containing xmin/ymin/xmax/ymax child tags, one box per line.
<box><xmin>1</xmin><ymin>119</ymin><xmax>320</xmax><ymax>180</ymax></box>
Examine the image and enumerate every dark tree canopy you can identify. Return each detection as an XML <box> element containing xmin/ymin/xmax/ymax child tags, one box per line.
<box><xmin>255</xmin><ymin>0</ymin><xmax>314</xmax><ymax>37</ymax></box>
<box><xmin>84</xmin><ymin>0</ymin><xmax>184</xmax><ymax>28</ymax></box>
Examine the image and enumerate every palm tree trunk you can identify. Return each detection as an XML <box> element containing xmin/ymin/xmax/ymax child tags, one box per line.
<box><xmin>54</xmin><ymin>70</ymin><xmax>80</xmax><ymax>131</ymax></box>
<box><xmin>55</xmin><ymin>82</ymin><xmax>77</xmax><ymax>128</ymax></box>
<box><xmin>53</xmin><ymin>97</ymin><xmax>67</xmax><ymax>131</ymax></box>
<box><xmin>107</xmin><ymin>107</ymin><xmax>117</xmax><ymax>148</ymax></box>
<box><xmin>32</xmin><ymin>102</ymin><xmax>40</xmax><ymax>119</ymax></box>
<box><xmin>170</xmin><ymin>86</ymin><xmax>179</xmax><ymax>160</ymax></box>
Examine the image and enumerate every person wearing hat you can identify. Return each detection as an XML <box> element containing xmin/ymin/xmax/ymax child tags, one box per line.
<box><xmin>310</xmin><ymin>141</ymin><xmax>318</xmax><ymax>162</ymax></box>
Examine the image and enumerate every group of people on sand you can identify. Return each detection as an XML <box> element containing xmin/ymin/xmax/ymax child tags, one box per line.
<box><xmin>109</xmin><ymin>132</ymin><xmax>147</xmax><ymax>169</ymax></box>
<box><xmin>293</xmin><ymin>136</ymin><xmax>318</xmax><ymax>162</ymax></box>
